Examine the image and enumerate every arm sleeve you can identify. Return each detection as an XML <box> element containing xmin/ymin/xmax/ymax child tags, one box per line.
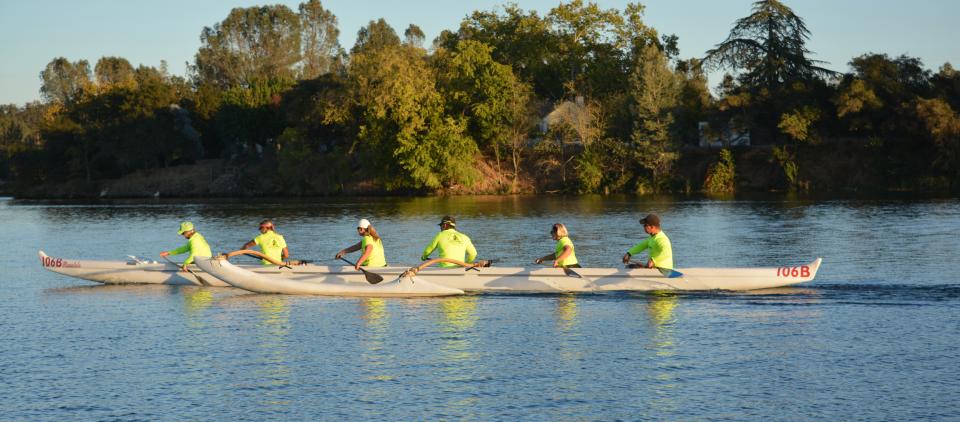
<box><xmin>465</xmin><ymin>239</ymin><xmax>477</xmax><ymax>263</ymax></box>
<box><xmin>627</xmin><ymin>239</ymin><xmax>649</xmax><ymax>256</ymax></box>
<box><xmin>168</xmin><ymin>243</ymin><xmax>190</xmax><ymax>256</ymax></box>
<box><xmin>421</xmin><ymin>234</ymin><xmax>440</xmax><ymax>260</ymax></box>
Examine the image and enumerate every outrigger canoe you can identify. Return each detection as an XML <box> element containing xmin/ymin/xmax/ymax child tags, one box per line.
<box><xmin>40</xmin><ymin>250</ymin><xmax>823</xmax><ymax>294</ymax></box>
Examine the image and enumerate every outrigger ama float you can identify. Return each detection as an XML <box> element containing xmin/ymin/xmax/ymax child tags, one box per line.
<box><xmin>40</xmin><ymin>249</ymin><xmax>823</xmax><ymax>297</ymax></box>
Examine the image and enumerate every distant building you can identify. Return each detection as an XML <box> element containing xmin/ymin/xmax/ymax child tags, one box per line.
<box><xmin>538</xmin><ymin>96</ymin><xmax>587</xmax><ymax>145</ymax></box>
<box><xmin>698</xmin><ymin>121</ymin><xmax>750</xmax><ymax>147</ymax></box>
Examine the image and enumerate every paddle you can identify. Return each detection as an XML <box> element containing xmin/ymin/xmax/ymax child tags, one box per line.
<box><xmin>534</xmin><ymin>258</ymin><xmax>581</xmax><ymax>278</ymax></box>
<box><xmin>161</xmin><ymin>255</ymin><xmax>210</xmax><ymax>286</ymax></box>
<box><xmin>561</xmin><ymin>266</ymin><xmax>582</xmax><ymax>278</ymax></box>
<box><xmin>223</xmin><ymin>249</ymin><xmax>293</xmax><ymax>269</ymax></box>
<box><xmin>627</xmin><ymin>260</ymin><xmax>683</xmax><ymax>278</ymax></box>
<box><xmin>339</xmin><ymin>257</ymin><xmax>385</xmax><ymax>284</ymax></box>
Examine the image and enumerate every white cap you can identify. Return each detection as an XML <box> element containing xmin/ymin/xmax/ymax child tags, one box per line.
<box><xmin>357</xmin><ymin>218</ymin><xmax>371</xmax><ymax>229</ymax></box>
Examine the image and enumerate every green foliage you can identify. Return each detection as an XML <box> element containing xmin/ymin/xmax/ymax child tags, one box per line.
<box><xmin>195</xmin><ymin>5</ymin><xmax>302</xmax><ymax>88</ymax></box>
<box><xmin>434</xmin><ymin>40</ymin><xmax>521</xmax><ymax>151</ymax></box>
<box><xmin>403</xmin><ymin>24</ymin><xmax>425</xmax><ymax>48</ymax></box>
<box><xmin>0</xmin><ymin>103</ymin><xmax>46</xmax><ymax>181</ymax></box>
<box><xmin>298</xmin><ymin>0</ymin><xmax>341</xmax><ymax>79</ymax></box>
<box><xmin>349</xmin><ymin>44</ymin><xmax>478</xmax><ymax>190</ymax></box>
<box><xmin>629</xmin><ymin>43</ymin><xmax>680</xmax><ymax>190</ymax></box>
<box><xmin>9</xmin><ymin>1</ymin><xmax>960</xmax><ymax>196</ymax></box>
<box><xmin>40</xmin><ymin>58</ymin><xmax>93</xmax><ymax>105</ymax></box>
<box><xmin>703</xmin><ymin>149</ymin><xmax>736</xmax><ymax>193</ymax></box>
<box><xmin>704</xmin><ymin>0</ymin><xmax>833</xmax><ymax>90</ymax></box>
<box><xmin>276</xmin><ymin>127</ymin><xmax>348</xmax><ymax>194</ymax></box>
<box><xmin>915</xmin><ymin>98</ymin><xmax>960</xmax><ymax>188</ymax></box>
<box><xmin>94</xmin><ymin>57</ymin><xmax>136</xmax><ymax>91</ymax></box>
<box><xmin>574</xmin><ymin>146</ymin><xmax>603</xmax><ymax>193</ymax></box>
<box><xmin>215</xmin><ymin>77</ymin><xmax>294</xmax><ymax>158</ymax></box>
<box><xmin>772</xmin><ymin>145</ymin><xmax>800</xmax><ymax>190</ymax></box>
<box><xmin>445</xmin><ymin>2</ymin><xmax>658</xmax><ymax>100</ymax></box>
<box><xmin>778</xmin><ymin>106</ymin><xmax>821</xmax><ymax>142</ymax></box>
<box><xmin>837</xmin><ymin>53</ymin><xmax>932</xmax><ymax>136</ymax></box>
<box><xmin>350</xmin><ymin>18</ymin><xmax>401</xmax><ymax>55</ymax></box>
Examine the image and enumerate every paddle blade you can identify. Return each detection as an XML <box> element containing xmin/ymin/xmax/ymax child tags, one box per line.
<box><xmin>657</xmin><ymin>267</ymin><xmax>683</xmax><ymax>278</ymax></box>
<box><xmin>562</xmin><ymin>267</ymin><xmax>582</xmax><ymax>278</ymax></box>
<box><xmin>362</xmin><ymin>269</ymin><xmax>385</xmax><ymax>284</ymax></box>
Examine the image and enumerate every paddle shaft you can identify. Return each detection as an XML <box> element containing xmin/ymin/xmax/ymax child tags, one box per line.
<box><xmin>628</xmin><ymin>260</ymin><xmax>683</xmax><ymax>278</ymax></box>
<box><xmin>162</xmin><ymin>255</ymin><xmax>209</xmax><ymax>286</ymax></box>
<box><xmin>339</xmin><ymin>257</ymin><xmax>385</xmax><ymax>284</ymax></box>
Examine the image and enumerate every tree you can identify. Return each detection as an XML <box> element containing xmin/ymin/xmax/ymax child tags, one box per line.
<box><xmin>434</xmin><ymin>40</ymin><xmax>529</xmax><ymax>179</ymax></box>
<box><xmin>298</xmin><ymin>0</ymin><xmax>341</xmax><ymax>79</ymax></box>
<box><xmin>94</xmin><ymin>57</ymin><xmax>136</xmax><ymax>92</ymax></box>
<box><xmin>404</xmin><ymin>24</ymin><xmax>425</xmax><ymax>48</ymax></box>
<box><xmin>195</xmin><ymin>5</ymin><xmax>302</xmax><ymax>88</ymax></box>
<box><xmin>915</xmin><ymin>98</ymin><xmax>960</xmax><ymax>189</ymax></box>
<box><xmin>349</xmin><ymin>44</ymin><xmax>478</xmax><ymax>189</ymax></box>
<box><xmin>630</xmin><ymin>43</ymin><xmax>680</xmax><ymax>191</ymax></box>
<box><xmin>932</xmin><ymin>63</ymin><xmax>960</xmax><ymax>110</ymax></box>
<box><xmin>350</xmin><ymin>18</ymin><xmax>401</xmax><ymax>55</ymax></box>
<box><xmin>443</xmin><ymin>5</ymin><xmax>563</xmax><ymax>99</ymax></box>
<box><xmin>40</xmin><ymin>57</ymin><xmax>92</xmax><ymax>105</ymax></box>
<box><xmin>704</xmin><ymin>0</ymin><xmax>833</xmax><ymax>91</ymax></box>
<box><xmin>836</xmin><ymin>53</ymin><xmax>931</xmax><ymax>136</ymax></box>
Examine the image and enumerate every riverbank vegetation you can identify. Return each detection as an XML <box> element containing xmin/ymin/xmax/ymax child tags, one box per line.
<box><xmin>2</xmin><ymin>0</ymin><xmax>958</xmax><ymax>197</ymax></box>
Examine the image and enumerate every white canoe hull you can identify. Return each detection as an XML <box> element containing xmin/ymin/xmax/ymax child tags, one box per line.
<box><xmin>41</xmin><ymin>250</ymin><xmax>822</xmax><ymax>293</ymax></box>
<box><xmin>195</xmin><ymin>257</ymin><xmax>463</xmax><ymax>297</ymax></box>
<box><xmin>197</xmin><ymin>255</ymin><xmax>823</xmax><ymax>294</ymax></box>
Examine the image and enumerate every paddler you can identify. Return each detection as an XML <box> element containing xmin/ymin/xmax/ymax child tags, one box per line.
<box><xmin>241</xmin><ymin>219</ymin><xmax>289</xmax><ymax>266</ymax></box>
<box><xmin>421</xmin><ymin>216</ymin><xmax>483</xmax><ymax>268</ymax></box>
<box><xmin>160</xmin><ymin>221</ymin><xmax>212</xmax><ymax>271</ymax></box>
<box><xmin>335</xmin><ymin>218</ymin><xmax>387</xmax><ymax>270</ymax></box>
<box><xmin>622</xmin><ymin>213</ymin><xmax>673</xmax><ymax>269</ymax></box>
<box><xmin>534</xmin><ymin>223</ymin><xmax>580</xmax><ymax>268</ymax></box>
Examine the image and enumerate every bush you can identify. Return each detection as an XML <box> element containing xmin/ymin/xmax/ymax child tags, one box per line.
<box><xmin>703</xmin><ymin>149</ymin><xmax>735</xmax><ymax>193</ymax></box>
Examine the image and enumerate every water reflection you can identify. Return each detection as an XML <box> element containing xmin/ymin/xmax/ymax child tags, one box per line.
<box><xmin>554</xmin><ymin>294</ymin><xmax>579</xmax><ymax>331</ymax></box>
<box><xmin>646</xmin><ymin>292</ymin><xmax>678</xmax><ymax>356</ymax></box>
<box><xmin>436</xmin><ymin>296</ymin><xmax>481</xmax><ymax>416</ymax></box>
<box><xmin>554</xmin><ymin>294</ymin><xmax>584</xmax><ymax>364</ymax></box>
<box><xmin>642</xmin><ymin>292</ymin><xmax>679</xmax><ymax>414</ymax></box>
<box><xmin>359</xmin><ymin>298</ymin><xmax>393</xmax><ymax>381</ymax></box>
<box><xmin>438</xmin><ymin>296</ymin><xmax>479</xmax><ymax>362</ymax></box>
<box><xmin>183</xmin><ymin>288</ymin><xmax>213</xmax><ymax>315</ymax></box>
<box><xmin>254</xmin><ymin>297</ymin><xmax>292</xmax><ymax>407</ymax></box>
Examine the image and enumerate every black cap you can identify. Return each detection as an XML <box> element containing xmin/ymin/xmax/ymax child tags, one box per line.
<box><xmin>640</xmin><ymin>213</ymin><xmax>661</xmax><ymax>227</ymax></box>
<box><xmin>439</xmin><ymin>215</ymin><xmax>456</xmax><ymax>226</ymax></box>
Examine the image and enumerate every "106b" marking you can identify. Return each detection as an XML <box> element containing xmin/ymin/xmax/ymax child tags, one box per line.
<box><xmin>777</xmin><ymin>266</ymin><xmax>810</xmax><ymax>278</ymax></box>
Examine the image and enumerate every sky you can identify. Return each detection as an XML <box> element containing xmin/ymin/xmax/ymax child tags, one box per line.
<box><xmin>1</xmin><ymin>0</ymin><xmax>957</xmax><ymax>106</ymax></box>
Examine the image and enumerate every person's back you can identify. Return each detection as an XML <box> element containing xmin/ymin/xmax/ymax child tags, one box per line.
<box><xmin>421</xmin><ymin>216</ymin><xmax>477</xmax><ymax>268</ymax></box>
<box><xmin>359</xmin><ymin>230</ymin><xmax>387</xmax><ymax>267</ymax></box>
<box><xmin>243</xmin><ymin>220</ymin><xmax>290</xmax><ymax>266</ymax></box>
<box><xmin>254</xmin><ymin>230</ymin><xmax>287</xmax><ymax>265</ymax></box>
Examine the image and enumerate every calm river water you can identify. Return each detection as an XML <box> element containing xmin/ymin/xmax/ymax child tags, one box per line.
<box><xmin>2</xmin><ymin>195</ymin><xmax>958</xmax><ymax>420</ymax></box>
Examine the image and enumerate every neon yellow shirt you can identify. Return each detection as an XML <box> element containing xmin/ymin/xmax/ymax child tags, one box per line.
<box><xmin>360</xmin><ymin>235</ymin><xmax>387</xmax><ymax>267</ymax></box>
<box><xmin>254</xmin><ymin>231</ymin><xmax>287</xmax><ymax>265</ymax></box>
<box><xmin>554</xmin><ymin>236</ymin><xmax>578</xmax><ymax>267</ymax></box>
<box><xmin>421</xmin><ymin>229</ymin><xmax>477</xmax><ymax>268</ymax></box>
<box><xmin>167</xmin><ymin>232</ymin><xmax>212</xmax><ymax>265</ymax></box>
<box><xmin>627</xmin><ymin>231</ymin><xmax>673</xmax><ymax>269</ymax></box>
